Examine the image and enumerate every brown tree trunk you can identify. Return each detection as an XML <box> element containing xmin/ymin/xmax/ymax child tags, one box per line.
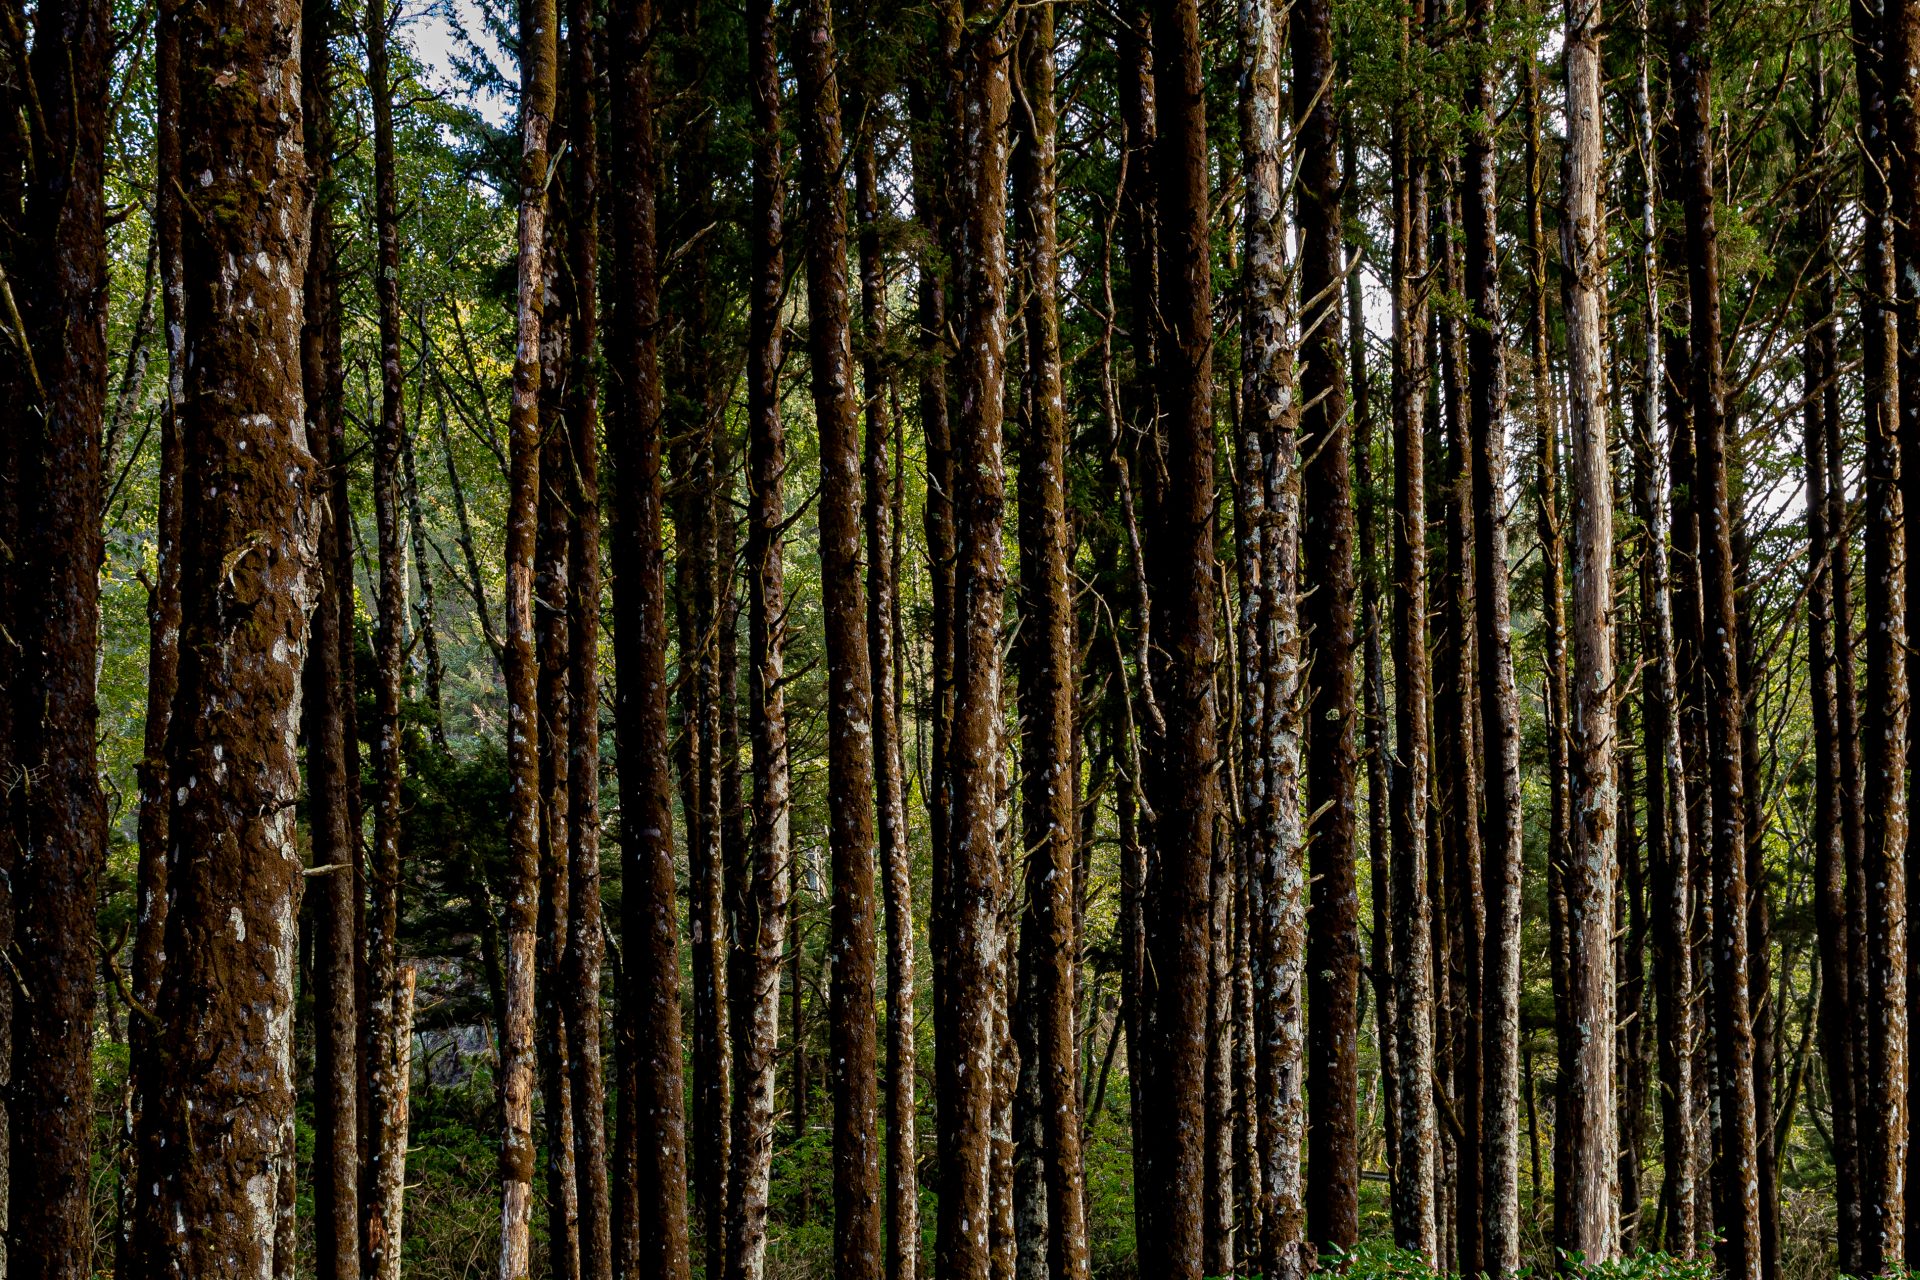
<box><xmin>561</xmin><ymin>3</ymin><xmax>613</xmax><ymax>1273</ymax></box>
<box><xmin>853</xmin><ymin>111</ymin><xmax>922</xmax><ymax>1280</ymax></box>
<box><xmin>132</xmin><ymin>0</ymin><xmax>314</xmax><ymax>1268</ymax></box>
<box><xmin>1238</xmin><ymin>1</ymin><xmax>1306</xmax><ymax>1271</ymax></box>
<box><xmin>608</xmin><ymin>0</ymin><xmax>693</xmax><ymax>1272</ymax></box>
<box><xmin>301</xmin><ymin>2</ymin><xmax>360</xmax><ymax>1273</ymax></box>
<box><xmin>1558</xmin><ymin>0</ymin><xmax>1620</xmax><ymax>1258</ymax></box>
<box><xmin>1388</xmin><ymin>23</ymin><xmax>1439</xmax><ymax>1257</ymax></box>
<box><xmin>724</xmin><ymin>6</ymin><xmax>791</xmax><ymax>1272</ymax></box>
<box><xmin>1893</xmin><ymin>0</ymin><xmax>1920</xmax><ymax>1249</ymax></box>
<box><xmin>364</xmin><ymin>0</ymin><xmax>411</xmax><ymax>1269</ymax></box>
<box><xmin>1463</xmin><ymin>0</ymin><xmax>1522</xmax><ymax>1263</ymax></box>
<box><xmin>1803</xmin><ymin>79</ymin><xmax>1862</xmax><ymax>1265</ymax></box>
<box><xmin>1138</xmin><ymin>0</ymin><xmax>1219</xmax><ymax>1274</ymax></box>
<box><xmin>125</xmin><ymin>0</ymin><xmax>188</xmax><ymax>1270</ymax></box>
<box><xmin>794</xmin><ymin>4</ymin><xmax>885</xmax><ymax>1275</ymax></box>
<box><xmin>1850</xmin><ymin>0</ymin><xmax>1910</xmax><ymax>1259</ymax></box>
<box><xmin>1294</xmin><ymin>0</ymin><xmax>1361</xmax><ymax>1250</ymax></box>
<box><xmin>1669</xmin><ymin>5</ymin><xmax>1761</xmax><ymax>1270</ymax></box>
<box><xmin>1012</xmin><ymin>8</ymin><xmax>1089</xmax><ymax>1275</ymax></box>
<box><xmin>6</xmin><ymin>0</ymin><xmax>110</xmax><ymax>1273</ymax></box>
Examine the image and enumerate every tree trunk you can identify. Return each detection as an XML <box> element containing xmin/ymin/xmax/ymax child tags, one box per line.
<box><xmin>794</xmin><ymin>5</ymin><xmax>885</xmax><ymax>1276</ymax></box>
<box><xmin>373</xmin><ymin>967</ymin><xmax>416</xmax><ymax>1280</ymax></box>
<box><xmin>364</xmin><ymin>0</ymin><xmax>412</xmax><ymax>1268</ymax></box>
<box><xmin>1668</xmin><ymin>4</ymin><xmax>1761</xmax><ymax>1269</ymax></box>
<box><xmin>6</xmin><ymin>0</ymin><xmax>110</xmax><ymax>1273</ymax></box>
<box><xmin>300</xmin><ymin>2</ymin><xmax>360</xmax><ymax>1269</ymax></box>
<box><xmin>496</xmin><ymin>0</ymin><xmax>557</xmax><ymax>1267</ymax></box>
<box><xmin>132</xmin><ymin>0</ymin><xmax>314</xmax><ymax>1268</ymax></box>
<box><xmin>1293</xmin><ymin>0</ymin><xmax>1361</xmax><ymax>1249</ymax></box>
<box><xmin>561</xmin><ymin>2</ymin><xmax>613</xmax><ymax>1272</ymax></box>
<box><xmin>1137</xmin><ymin>0</ymin><xmax>1219</xmax><ymax>1274</ymax></box>
<box><xmin>724</xmin><ymin>7</ymin><xmax>791</xmax><ymax>1273</ymax></box>
<box><xmin>1462</xmin><ymin>0</ymin><xmax>1523</xmax><ymax>1262</ymax></box>
<box><xmin>934</xmin><ymin>3</ymin><xmax>1013</xmax><ymax>1276</ymax></box>
<box><xmin>1388</xmin><ymin>22</ymin><xmax>1439</xmax><ymax>1256</ymax></box>
<box><xmin>1012</xmin><ymin>9</ymin><xmax>1089</xmax><ymax>1275</ymax></box>
<box><xmin>607</xmin><ymin>0</ymin><xmax>693</xmax><ymax>1272</ymax></box>
<box><xmin>1558</xmin><ymin>0</ymin><xmax>1620</xmax><ymax>1258</ymax></box>
<box><xmin>1238</xmin><ymin>2</ymin><xmax>1307</xmax><ymax>1270</ymax></box>
<box><xmin>1802</xmin><ymin>78</ymin><xmax>1861</xmax><ymax>1265</ymax></box>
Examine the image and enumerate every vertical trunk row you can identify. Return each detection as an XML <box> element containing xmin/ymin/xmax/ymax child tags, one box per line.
<box><xmin>793</xmin><ymin>5</ymin><xmax>885</xmax><ymax>1277</ymax></box>
<box><xmin>299</xmin><ymin>2</ymin><xmax>361</xmax><ymax>1274</ymax></box>
<box><xmin>1238</xmin><ymin>0</ymin><xmax>1307</xmax><ymax>1271</ymax></box>
<box><xmin>364</xmin><ymin>0</ymin><xmax>411</xmax><ymax>1269</ymax></box>
<box><xmin>1293</xmin><ymin>0</ymin><xmax>1361</xmax><ymax>1250</ymax></box>
<box><xmin>725</xmin><ymin>4</ymin><xmax>792</xmax><ymax>1272</ymax></box>
<box><xmin>134</xmin><ymin>0</ymin><xmax>314</xmax><ymax>1269</ymax></box>
<box><xmin>6</xmin><ymin>0</ymin><xmax>110</xmax><ymax>1273</ymax></box>
<box><xmin>936</xmin><ymin>2</ymin><xmax>1013</xmax><ymax>1275</ymax></box>
<box><xmin>1803</xmin><ymin>56</ymin><xmax>1861</xmax><ymax>1266</ymax></box>
<box><xmin>608</xmin><ymin>0</ymin><xmax>693</xmax><ymax>1272</ymax></box>
<box><xmin>1557</xmin><ymin>0</ymin><xmax>1619</xmax><ymax>1259</ymax></box>
<box><xmin>854</xmin><ymin>108</ymin><xmax>923</xmax><ymax>1280</ymax></box>
<box><xmin>1012</xmin><ymin>7</ymin><xmax>1089</xmax><ymax>1278</ymax></box>
<box><xmin>1461</xmin><ymin>0</ymin><xmax>1522</xmax><ymax>1262</ymax></box>
<box><xmin>1668</xmin><ymin>3</ymin><xmax>1761</xmax><ymax>1269</ymax></box>
<box><xmin>1142</xmin><ymin>0</ymin><xmax>1219</xmax><ymax>1274</ymax></box>
<box><xmin>562</xmin><ymin>2</ymin><xmax>613</xmax><ymax>1272</ymax></box>
<box><xmin>1387</xmin><ymin>10</ymin><xmax>1438</xmax><ymax>1255</ymax></box>
<box><xmin>496</xmin><ymin>0</ymin><xmax>558</xmax><ymax>1267</ymax></box>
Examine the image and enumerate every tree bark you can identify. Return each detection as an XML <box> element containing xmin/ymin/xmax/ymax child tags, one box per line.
<box><xmin>1850</xmin><ymin>0</ymin><xmax>1910</xmax><ymax>1259</ymax></box>
<box><xmin>1012</xmin><ymin>8</ymin><xmax>1089</xmax><ymax>1275</ymax></box>
<box><xmin>132</xmin><ymin>0</ymin><xmax>315</xmax><ymax>1269</ymax></box>
<box><xmin>724</xmin><ymin>6</ymin><xmax>791</xmax><ymax>1272</ymax></box>
<box><xmin>300</xmin><ymin>2</ymin><xmax>360</xmax><ymax>1270</ymax></box>
<box><xmin>5</xmin><ymin>0</ymin><xmax>110</xmax><ymax>1273</ymax></box>
<box><xmin>562</xmin><ymin>2</ymin><xmax>613</xmax><ymax>1273</ymax></box>
<box><xmin>1293</xmin><ymin>0</ymin><xmax>1361</xmax><ymax>1250</ymax></box>
<box><xmin>1137</xmin><ymin>0</ymin><xmax>1219</xmax><ymax>1274</ymax></box>
<box><xmin>364</xmin><ymin>0</ymin><xmax>411</xmax><ymax>1269</ymax></box>
<box><xmin>1558</xmin><ymin>0</ymin><xmax>1620</xmax><ymax>1258</ymax></box>
<box><xmin>1667</xmin><ymin>5</ymin><xmax>1761</xmax><ymax>1269</ymax></box>
<box><xmin>1387</xmin><ymin>17</ymin><xmax>1439</xmax><ymax>1256</ymax></box>
<box><xmin>794</xmin><ymin>5</ymin><xmax>885</xmax><ymax>1276</ymax></box>
<box><xmin>607</xmin><ymin>0</ymin><xmax>693</xmax><ymax>1272</ymax></box>
<box><xmin>1238</xmin><ymin>1</ymin><xmax>1307</xmax><ymax>1271</ymax></box>
<box><xmin>1462</xmin><ymin>0</ymin><xmax>1522</xmax><ymax>1263</ymax></box>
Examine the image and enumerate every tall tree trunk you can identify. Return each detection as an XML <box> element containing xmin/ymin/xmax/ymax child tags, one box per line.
<box><xmin>1628</xmin><ymin>7</ymin><xmax>1697</xmax><ymax>1255</ymax></box>
<box><xmin>1802</xmin><ymin>76</ymin><xmax>1862</xmax><ymax>1265</ymax></box>
<box><xmin>561</xmin><ymin>2</ymin><xmax>613</xmax><ymax>1273</ymax></box>
<box><xmin>1012</xmin><ymin>8</ymin><xmax>1089</xmax><ymax>1275</ymax></box>
<box><xmin>132</xmin><ymin>0</ymin><xmax>314</xmax><ymax>1268</ymax></box>
<box><xmin>724</xmin><ymin>6</ymin><xmax>791</xmax><ymax>1272</ymax></box>
<box><xmin>1238</xmin><ymin>0</ymin><xmax>1307</xmax><ymax>1270</ymax></box>
<box><xmin>6</xmin><ymin>0</ymin><xmax>110</xmax><ymax>1273</ymax></box>
<box><xmin>1557</xmin><ymin>0</ymin><xmax>1620</xmax><ymax>1258</ymax></box>
<box><xmin>1294</xmin><ymin>0</ymin><xmax>1361</xmax><ymax>1249</ymax></box>
<box><xmin>934</xmin><ymin>2</ymin><xmax>1013</xmax><ymax>1275</ymax></box>
<box><xmin>608</xmin><ymin>0</ymin><xmax>693</xmax><ymax>1272</ymax></box>
<box><xmin>1138</xmin><ymin>0</ymin><xmax>1220</xmax><ymax>1274</ymax></box>
<box><xmin>301</xmin><ymin>3</ymin><xmax>360</xmax><ymax>1275</ymax></box>
<box><xmin>853</xmin><ymin>110</ymin><xmax>923</xmax><ymax>1280</ymax></box>
<box><xmin>1388</xmin><ymin>20</ymin><xmax>1439</xmax><ymax>1256</ymax></box>
<box><xmin>794</xmin><ymin>6</ymin><xmax>885</xmax><ymax>1276</ymax></box>
<box><xmin>1462</xmin><ymin>0</ymin><xmax>1523</xmax><ymax>1263</ymax></box>
<box><xmin>1850</xmin><ymin>0</ymin><xmax>1910</xmax><ymax>1258</ymax></box>
<box><xmin>1668</xmin><ymin>3</ymin><xmax>1761</xmax><ymax>1269</ymax></box>
<box><xmin>364</xmin><ymin>0</ymin><xmax>411</xmax><ymax>1268</ymax></box>
<box><xmin>537</xmin><ymin>257</ymin><xmax>580</xmax><ymax>1280</ymax></box>
<box><xmin>125</xmin><ymin>0</ymin><xmax>188</xmax><ymax>1270</ymax></box>
<box><xmin>497</xmin><ymin>0</ymin><xmax>558</xmax><ymax>1268</ymax></box>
